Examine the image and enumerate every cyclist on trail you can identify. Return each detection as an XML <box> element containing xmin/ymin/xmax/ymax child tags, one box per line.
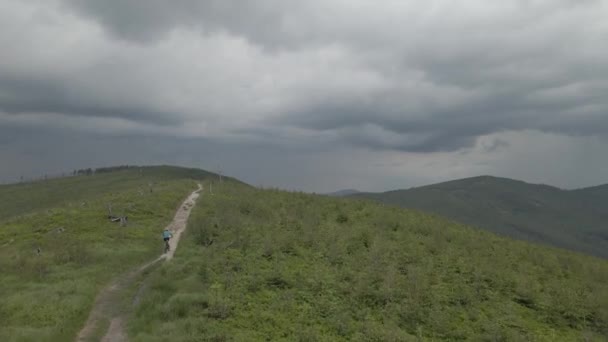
<box><xmin>163</xmin><ymin>229</ymin><xmax>173</xmax><ymax>252</ymax></box>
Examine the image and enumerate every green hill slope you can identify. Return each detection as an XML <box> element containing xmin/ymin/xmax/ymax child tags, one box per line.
<box><xmin>129</xmin><ymin>182</ymin><xmax>608</xmax><ymax>341</ymax></box>
<box><xmin>353</xmin><ymin>176</ymin><xmax>608</xmax><ymax>259</ymax></box>
<box><xmin>0</xmin><ymin>165</ymin><xmax>220</xmax><ymax>222</ymax></box>
<box><xmin>572</xmin><ymin>184</ymin><xmax>608</xmax><ymax>220</ymax></box>
<box><xmin>0</xmin><ymin>166</ymin><xmax>221</xmax><ymax>341</ymax></box>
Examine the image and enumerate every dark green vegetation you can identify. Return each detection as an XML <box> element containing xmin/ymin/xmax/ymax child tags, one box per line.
<box><xmin>131</xmin><ymin>182</ymin><xmax>608</xmax><ymax>341</ymax></box>
<box><xmin>0</xmin><ymin>166</ymin><xmax>216</xmax><ymax>341</ymax></box>
<box><xmin>353</xmin><ymin>176</ymin><xmax>608</xmax><ymax>259</ymax></box>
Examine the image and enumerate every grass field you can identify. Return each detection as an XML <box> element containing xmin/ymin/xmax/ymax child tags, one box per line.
<box><xmin>129</xmin><ymin>182</ymin><xmax>608</xmax><ymax>341</ymax></box>
<box><xmin>0</xmin><ymin>166</ymin><xmax>213</xmax><ymax>341</ymax></box>
<box><xmin>0</xmin><ymin>165</ymin><xmax>217</xmax><ymax>222</ymax></box>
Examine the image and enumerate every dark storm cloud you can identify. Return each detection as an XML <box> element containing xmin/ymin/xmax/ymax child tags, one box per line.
<box><xmin>276</xmin><ymin>74</ymin><xmax>608</xmax><ymax>152</ymax></box>
<box><xmin>3</xmin><ymin>0</ymin><xmax>608</xmax><ymax>191</ymax></box>
<box><xmin>0</xmin><ymin>76</ymin><xmax>178</xmax><ymax>124</ymax></box>
<box><xmin>64</xmin><ymin>0</ymin><xmax>605</xmax><ymax>50</ymax></box>
<box><xmin>64</xmin><ymin>0</ymin><xmax>291</xmax><ymax>44</ymax></box>
<box><xmin>0</xmin><ymin>0</ymin><xmax>601</xmax><ymax>154</ymax></box>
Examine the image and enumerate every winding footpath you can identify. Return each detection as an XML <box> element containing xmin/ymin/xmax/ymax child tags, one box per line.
<box><xmin>76</xmin><ymin>184</ymin><xmax>202</xmax><ymax>342</ymax></box>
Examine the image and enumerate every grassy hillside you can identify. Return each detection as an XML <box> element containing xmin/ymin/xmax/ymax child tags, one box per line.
<box><xmin>0</xmin><ymin>166</ymin><xmax>217</xmax><ymax>341</ymax></box>
<box><xmin>0</xmin><ymin>165</ymin><xmax>219</xmax><ymax>222</ymax></box>
<box><xmin>128</xmin><ymin>182</ymin><xmax>608</xmax><ymax>341</ymax></box>
<box><xmin>353</xmin><ymin>176</ymin><xmax>608</xmax><ymax>259</ymax></box>
<box><xmin>572</xmin><ymin>184</ymin><xmax>608</xmax><ymax>219</ymax></box>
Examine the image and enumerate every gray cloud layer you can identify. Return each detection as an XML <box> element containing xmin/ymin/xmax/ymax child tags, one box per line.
<box><xmin>1</xmin><ymin>0</ymin><xmax>608</xmax><ymax>189</ymax></box>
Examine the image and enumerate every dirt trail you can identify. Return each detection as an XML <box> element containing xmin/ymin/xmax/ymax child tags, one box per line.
<box><xmin>76</xmin><ymin>184</ymin><xmax>202</xmax><ymax>342</ymax></box>
<box><xmin>162</xmin><ymin>184</ymin><xmax>201</xmax><ymax>260</ymax></box>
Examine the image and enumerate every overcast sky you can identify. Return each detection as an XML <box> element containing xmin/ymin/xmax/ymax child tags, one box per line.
<box><xmin>1</xmin><ymin>0</ymin><xmax>607</xmax><ymax>192</ymax></box>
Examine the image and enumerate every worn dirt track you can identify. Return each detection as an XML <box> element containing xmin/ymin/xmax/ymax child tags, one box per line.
<box><xmin>76</xmin><ymin>184</ymin><xmax>202</xmax><ymax>342</ymax></box>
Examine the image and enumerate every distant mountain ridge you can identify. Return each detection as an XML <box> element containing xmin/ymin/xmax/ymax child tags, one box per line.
<box><xmin>326</xmin><ymin>189</ymin><xmax>361</xmax><ymax>197</ymax></box>
<box><xmin>353</xmin><ymin>175</ymin><xmax>608</xmax><ymax>259</ymax></box>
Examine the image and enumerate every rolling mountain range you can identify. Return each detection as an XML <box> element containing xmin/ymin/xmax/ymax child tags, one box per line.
<box><xmin>353</xmin><ymin>176</ymin><xmax>608</xmax><ymax>259</ymax></box>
